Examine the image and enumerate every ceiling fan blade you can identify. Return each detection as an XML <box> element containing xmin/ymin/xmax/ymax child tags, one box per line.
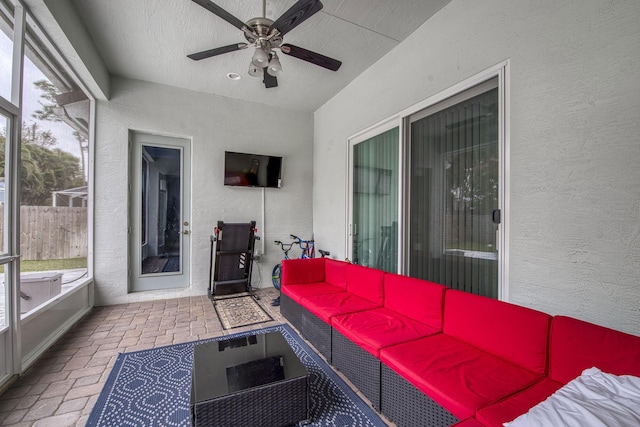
<box><xmin>281</xmin><ymin>44</ymin><xmax>341</xmax><ymax>71</ymax></box>
<box><xmin>187</xmin><ymin>43</ymin><xmax>248</xmax><ymax>60</ymax></box>
<box><xmin>270</xmin><ymin>0</ymin><xmax>322</xmax><ymax>37</ymax></box>
<box><xmin>191</xmin><ymin>0</ymin><xmax>247</xmax><ymax>31</ymax></box>
<box><xmin>263</xmin><ymin>67</ymin><xmax>278</xmax><ymax>88</ymax></box>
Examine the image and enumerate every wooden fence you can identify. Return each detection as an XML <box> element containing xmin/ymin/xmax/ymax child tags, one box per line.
<box><xmin>0</xmin><ymin>206</ymin><xmax>88</xmax><ymax>260</ymax></box>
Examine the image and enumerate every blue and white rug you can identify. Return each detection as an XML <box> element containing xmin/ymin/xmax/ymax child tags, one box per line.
<box><xmin>86</xmin><ymin>324</ymin><xmax>387</xmax><ymax>426</ymax></box>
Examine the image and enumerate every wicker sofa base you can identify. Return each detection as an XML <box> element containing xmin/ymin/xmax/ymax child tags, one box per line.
<box><xmin>381</xmin><ymin>364</ymin><xmax>459</xmax><ymax>427</ymax></box>
<box><xmin>281</xmin><ymin>293</ymin><xmax>332</xmax><ymax>362</ymax></box>
<box><xmin>332</xmin><ymin>329</ymin><xmax>381</xmax><ymax>410</ymax></box>
<box><xmin>299</xmin><ymin>307</ymin><xmax>332</xmax><ymax>362</ymax></box>
<box><xmin>281</xmin><ymin>293</ymin><xmax>304</xmax><ymax>330</ymax></box>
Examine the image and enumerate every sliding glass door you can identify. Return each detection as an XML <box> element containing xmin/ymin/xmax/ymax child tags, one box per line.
<box><xmin>349</xmin><ymin>126</ymin><xmax>400</xmax><ymax>272</ymax></box>
<box><xmin>408</xmin><ymin>78</ymin><xmax>499</xmax><ymax>298</ymax></box>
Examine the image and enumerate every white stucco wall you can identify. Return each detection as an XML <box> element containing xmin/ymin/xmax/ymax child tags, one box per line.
<box><xmin>94</xmin><ymin>77</ymin><xmax>313</xmax><ymax>305</ymax></box>
<box><xmin>314</xmin><ymin>0</ymin><xmax>640</xmax><ymax>334</ymax></box>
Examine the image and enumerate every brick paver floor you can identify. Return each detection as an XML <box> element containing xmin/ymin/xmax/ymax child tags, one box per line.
<box><xmin>0</xmin><ymin>288</ymin><xmax>288</xmax><ymax>426</ymax></box>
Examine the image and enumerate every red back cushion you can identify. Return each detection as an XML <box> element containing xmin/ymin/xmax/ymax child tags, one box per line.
<box><xmin>281</xmin><ymin>258</ymin><xmax>325</xmax><ymax>286</ymax></box>
<box><xmin>384</xmin><ymin>273</ymin><xmax>446</xmax><ymax>329</ymax></box>
<box><xmin>444</xmin><ymin>290</ymin><xmax>551</xmax><ymax>374</ymax></box>
<box><xmin>346</xmin><ymin>264</ymin><xmax>384</xmax><ymax>305</ymax></box>
<box><xmin>324</xmin><ymin>259</ymin><xmax>348</xmax><ymax>289</ymax></box>
<box><xmin>549</xmin><ymin>315</ymin><xmax>640</xmax><ymax>383</ymax></box>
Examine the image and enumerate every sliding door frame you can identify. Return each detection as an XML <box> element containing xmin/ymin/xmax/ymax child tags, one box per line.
<box><xmin>346</xmin><ymin>61</ymin><xmax>510</xmax><ymax>300</ymax></box>
<box><xmin>346</xmin><ymin>118</ymin><xmax>404</xmax><ymax>272</ymax></box>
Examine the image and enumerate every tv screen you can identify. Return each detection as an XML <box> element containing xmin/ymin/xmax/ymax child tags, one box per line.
<box><xmin>224</xmin><ymin>151</ymin><xmax>282</xmax><ymax>188</ymax></box>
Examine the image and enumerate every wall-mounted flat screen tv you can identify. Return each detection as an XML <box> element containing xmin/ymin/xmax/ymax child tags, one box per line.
<box><xmin>224</xmin><ymin>151</ymin><xmax>283</xmax><ymax>188</ymax></box>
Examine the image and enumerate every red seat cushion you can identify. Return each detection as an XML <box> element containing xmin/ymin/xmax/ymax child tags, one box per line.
<box><xmin>346</xmin><ymin>263</ymin><xmax>384</xmax><ymax>305</ymax></box>
<box><xmin>282</xmin><ymin>258</ymin><xmax>327</xmax><ymax>285</ymax></box>
<box><xmin>300</xmin><ymin>292</ymin><xmax>381</xmax><ymax>324</ymax></box>
<box><xmin>451</xmin><ymin>419</ymin><xmax>486</xmax><ymax>427</ymax></box>
<box><xmin>444</xmin><ymin>290</ymin><xmax>551</xmax><ymax>375</ymax></box>
<box><xmin>384</xmin><ymin>273</ymin><xmax>446</xmax><ymax>329</ymax></box>
<box><xmin>324</xmin><ymin>259</ymin><xmax>348</xmax><ymax>289</ymax></box>
<box><xmin>549</xmin><ymin>315</ymin><xmax>640</xmax><ymax>383</ymax></box>
<box><xmin>282</xmin><ymin>282</ymin><xmax>346</xmax><ymax>304</ymax></box>
<box><xmin>475</xmin><ymin>378</ymin><xmax>563</xmax><ymax>427</ymax></box>
<box><xmin>380</xmin><ymin>334</ymin><xmax>543</xmax><ymax>420</ymax></box>
<box><xmin>332</xmin><ymin>308</ymin><xmax>440</xmax><ymax>357</ymax></box>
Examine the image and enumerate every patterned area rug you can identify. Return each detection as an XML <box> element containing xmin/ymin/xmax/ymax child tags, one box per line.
<box><xmin>86</xmin><ymin>324</ymin><xmax>386</xmax><ymax>426</ymax></box>
<box><xmin>213</xmin><ymin>295</ymin><xmax>273</xmax><ymax>329</ymax></box>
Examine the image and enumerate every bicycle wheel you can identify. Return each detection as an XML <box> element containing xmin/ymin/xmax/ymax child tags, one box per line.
<box><xmin>271</xmin><ymin>264</ymin><xmax>282</xmax><ymax>290</ymax></box>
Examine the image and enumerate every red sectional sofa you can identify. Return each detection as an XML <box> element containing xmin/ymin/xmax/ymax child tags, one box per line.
<box><xmin>331</xmin><ymin>273</ymin><xmax>446</xmax><ymax>409</ymax></box>
<box><xmin>380</xmin><ymin>289</ymin><xmax>550</xmax><ymax>425</ymax></box>
<box><xmin>280</xmin><ymin>257</ymin><xmax>640</xmax><ymax>427</ymax></box>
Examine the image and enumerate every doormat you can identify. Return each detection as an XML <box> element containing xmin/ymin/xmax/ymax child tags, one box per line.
<box><xmin>213</xmin><ymin>295</ymin><xmax>273</xmax><ymax>329</ymax></box>
<box><xmin>141</xmin><ymin>257</ymin><xmax>168</xmax><ymax>274</ymax></box>
<box><xmin>162</xmin><ymin>256</ymin><xmax>180</xmax><ymax>272</ymax></box>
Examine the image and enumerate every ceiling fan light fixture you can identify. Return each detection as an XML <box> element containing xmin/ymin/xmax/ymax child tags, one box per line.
<box><xmin>267</xmin><ymin>53</ymin><xmax>282</xmax><ymax>77</ymax></box>
<box><xmin>251</xmin><ymin>47</ymin><xmax>269</xmax><ymax>67</ymax></box>
<box><xmin>248</xmin><ymin>64</ymin><xmax>263</xmax><ymax>77</ymax></box>
<box><xmin>187</xmin><ymin>0</ymin><xmax>342</xmax><ymax>89</ymax></box>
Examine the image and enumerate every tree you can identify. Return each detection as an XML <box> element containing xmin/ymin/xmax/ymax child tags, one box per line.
<box><xmin>32</xmin><ymin>80</ymin><xmax>61</xmax><ymax>124</ymax></box>
<box><xmin>0</xmin><ymin>123</ymin><xmax>84</xmax><ymax>206</ymax></box>
<box><xmin>33</xmin><ymin>79</ymin><xmax>88</xmax><ymax>180</ymax></box>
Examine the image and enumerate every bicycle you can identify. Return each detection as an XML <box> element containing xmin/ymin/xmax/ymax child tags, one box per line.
<box><xmin>271</xmin><ymin>235</ymin><xmax>329</xmax><ymax>306</ymax></box>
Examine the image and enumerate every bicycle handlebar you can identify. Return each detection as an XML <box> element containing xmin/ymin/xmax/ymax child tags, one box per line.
<box><xmin>282</xmin><ymin>235</ymin><xmax>314</xmax><ymax>246</ymax></box>
<box><xmin>275</xmin><ymin>235</ymin><xmax>315</xmax><ymax>256</ymax></box>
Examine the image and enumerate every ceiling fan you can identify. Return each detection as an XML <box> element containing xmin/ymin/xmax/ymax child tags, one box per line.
<box><xmin>188</xmin><ymin>0</ymin><xmax>342</xmax><ymax>88</ymax></box>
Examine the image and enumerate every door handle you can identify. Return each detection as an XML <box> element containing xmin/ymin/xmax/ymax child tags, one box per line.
<box><xmin>492</xmin><ymin>209</ymin><xmax>501</xmax><ymax>224</ymax></box>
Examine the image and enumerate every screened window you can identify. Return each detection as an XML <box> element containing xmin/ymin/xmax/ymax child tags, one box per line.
<box><xmin>0</xmin><ymin>2</ymin><xmax>12</xmax><ymax>101</ymax></box>
<box><xmin>0</xmin><ymin>0</ymin><xmax>93</xmax><ymax>387</ymax></box>
<box><xmin>17</xmin><ymin>12</ymin><xmax>90</xmax><ymax>316</ymax></box>
<box><xmin>0</xmin><ymin>111</ymin><xmax>8</xmax><ymax>329</ymax></box>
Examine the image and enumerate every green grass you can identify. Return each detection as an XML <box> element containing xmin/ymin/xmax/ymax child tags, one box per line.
<box><xmin>0</xmin><ymin>258</ymin><xmax>87</xmax><ymax>273</ymax></box>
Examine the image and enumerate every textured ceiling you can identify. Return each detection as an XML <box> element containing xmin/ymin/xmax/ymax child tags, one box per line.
<box><xmin>71</xmin><ymin>0</ymin><xmax>450</xmax><ymax>112</ymax></box>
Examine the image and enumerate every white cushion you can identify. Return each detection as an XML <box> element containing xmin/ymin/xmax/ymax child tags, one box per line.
<box><xmin>504</xmin><ymin>367</ymin><xmax>640</xmax><ymax>427</ymax></box>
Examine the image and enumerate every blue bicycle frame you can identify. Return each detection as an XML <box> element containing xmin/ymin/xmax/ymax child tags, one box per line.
<box><xmin>271</xmin><ymin>235</ymin><xmax>316</xmax><ymax>306</ymax></box>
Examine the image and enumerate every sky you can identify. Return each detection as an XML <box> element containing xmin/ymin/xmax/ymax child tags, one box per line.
<box><xmin>1</xmin><ymin>30</ymin><xmax>82</xmax><ymax>158</ymax></box>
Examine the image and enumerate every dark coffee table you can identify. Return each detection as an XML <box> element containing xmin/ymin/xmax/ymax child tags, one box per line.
<box><xmin>190</xmin><ymin>331</ymin><xmax>310</xmax><ymax>426</ymax></box>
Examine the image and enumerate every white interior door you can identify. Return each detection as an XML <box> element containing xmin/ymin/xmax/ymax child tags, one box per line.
<box><xmin>129</xmin><ymin>132</ymin><xmax>191</xmax><ymax>292</ymax></box>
